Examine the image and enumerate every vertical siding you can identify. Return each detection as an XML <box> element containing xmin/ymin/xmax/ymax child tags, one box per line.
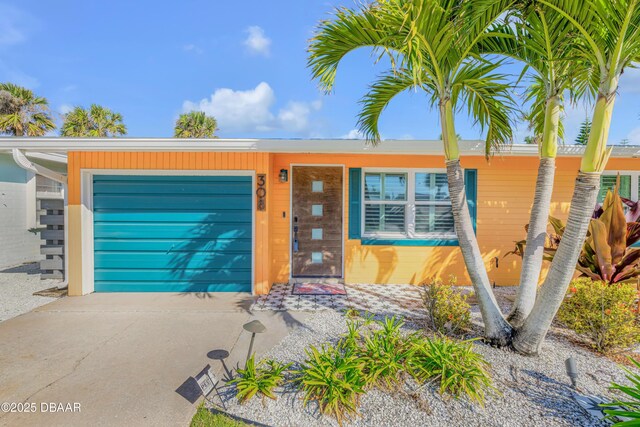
<box><xmin>269</xmin><ymin>153</ymin><xmax>634</xmax><ymax>287</ymax></box>
<box><xmin>67</xmin><ymin>150</ymin><xmax>640</xmax><ymax>296</ymax></box>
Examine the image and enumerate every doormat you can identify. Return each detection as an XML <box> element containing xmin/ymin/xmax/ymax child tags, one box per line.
<box><xmin>292</xmin><ymin>283</ymin><xmax>347</xmax><ymax>296</ymax></box>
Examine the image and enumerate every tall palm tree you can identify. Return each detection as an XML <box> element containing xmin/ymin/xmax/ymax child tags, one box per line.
<box><xmin>512</xmin><ymin>0</ymin><xmax>640</xmax><ymax>354</ymax></box>
<box><xmin>478</xmin><ymin>4</ymin><xmax>590</xmax><ymax>327</ymax></box>
<box><xmin>174</xmin><ymin>111</ymin><xmax>218</xmax><ymax>138</ymax></box>
<box><xmin>309</xmin><ymin>0</ymin><xmax>517</xmax><ymax>344</ymax></box>
<box><xmin>61</xmin><ymin>104</ymin><xmax>126</xmax><ymax>137</ymax></box>
<box><xmin>0</xmin><ymin>83</ymin><xmax>55</xmax><ymax>136</ymax></box>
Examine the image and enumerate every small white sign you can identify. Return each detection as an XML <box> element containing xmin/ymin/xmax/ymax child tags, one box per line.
<box><xmin>195</xmin><ymin>367</ymin><xmax>218</xmax><ymax>397</ymax></box>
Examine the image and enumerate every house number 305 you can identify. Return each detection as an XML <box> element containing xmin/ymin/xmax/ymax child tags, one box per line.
<box><xmin>256</xmin><ymin>174</ymin><xmax>266</xmax><ymax>211</ymax></box>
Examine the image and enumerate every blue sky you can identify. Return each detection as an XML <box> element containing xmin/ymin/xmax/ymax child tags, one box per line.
<box><xmin>1</xmin><ymin>0</ymin><xmax>639</xmax><ymax>144</ymax></box>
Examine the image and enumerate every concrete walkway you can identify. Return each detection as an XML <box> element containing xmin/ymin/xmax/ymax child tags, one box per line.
<box><xmin>0</xmin><ymin>293</ymin><xmax>309</xmax><ymax>427</ymax></box>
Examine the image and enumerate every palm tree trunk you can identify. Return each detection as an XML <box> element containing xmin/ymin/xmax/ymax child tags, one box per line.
<box><xmin>447</xmin><ymin>159</ymin><xmax>513</xmax><ymax>345</ymax></box>
<box><xmin>512</xmin><ymin>171</ymin><xmax>600</xmax><ymax>355</ymax></box>
<box><xmin>508</xmin><ymin>96</ymin><xmax>560</xmax><ymax>327</ymax></box>
<box><xmin>508</xmin><ymin>158</ymin><xmax>555</xmax><ymax>327</ymax></box>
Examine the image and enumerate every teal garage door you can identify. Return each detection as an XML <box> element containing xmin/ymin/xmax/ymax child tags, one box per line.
<box><xmin>93</xmin><ymin>175</ymin><xmax>253</xmax><ymax>292</ymax></box>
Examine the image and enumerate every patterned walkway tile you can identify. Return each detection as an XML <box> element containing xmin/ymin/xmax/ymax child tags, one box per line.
<box><xmin>251</xmin><ymin>283</ymin><xmax>426</xmax><ymax>318</ymax></box>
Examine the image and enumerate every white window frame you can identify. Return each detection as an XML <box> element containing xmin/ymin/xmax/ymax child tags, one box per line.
<box><xmin>601</xmin><ymin>171</ymin><xmax>640</xmax><ymax>201</ymax></box>
<box><xmin>360</xmin><ymin>168</ymin><xmax>457</xmax><ymax>240</ymax></box>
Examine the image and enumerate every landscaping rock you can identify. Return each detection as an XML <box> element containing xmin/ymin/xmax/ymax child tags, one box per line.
<box><xmin>217</xmin><ymin>305</ymin><xmax>629</xmax><ymax>427</ymax></box>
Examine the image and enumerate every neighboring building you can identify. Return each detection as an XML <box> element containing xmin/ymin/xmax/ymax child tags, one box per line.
<box><xmin>1</xmin><ymin>138</ymin><xmax>638</xmax><ymax>296</ymax></box>
<box><xmin>0</xmin><ymin>153</ymin><xmax>40</xmax><ymax>269</ymax></box>
<box><xmin>0</xmin><ymin>152</ymin><xmax>67</xmax><ymax>271</ymax></box>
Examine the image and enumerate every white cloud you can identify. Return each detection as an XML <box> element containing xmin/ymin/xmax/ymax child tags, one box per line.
<box><xmin>342</xmin><ymin>129</ymin><xmax>364</xmax><ymax>139</ymax></box>
<box><xmin>0</xmin><ymin>5</ymin><xmax>28</xmax><ymax>46</ymax></box>
<box><xmin>278</xmin><ymin>100</ymin><xmax>322</xmax><ymax>132</ymax></box>
<box><xmin>59</xmin><ymin>104</ymin><xmax>73</xmax><ymax>114</ymax></box>
<box><xmin>183</xmin><ymin>82</ymin><xmax>275</xmax><ymax>132</ymax></box>
<box><xmin>243</xmin><ymin>26</ymin><xmax>271</xmax><ymax>56</ymax></box>
<box><xmin>183</xmin><ymin>44</ymin><xmax>203</xmax><ymax>54</ymax></box>
<box><xmin>182</xmin><ymin>82</ymin><xmax>321</xmax><ymax>134</ymax></box>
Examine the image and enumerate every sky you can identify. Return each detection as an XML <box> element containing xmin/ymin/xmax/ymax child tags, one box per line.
<box><xmin>1</xmin><ymin>0</ymin><xmax>640</xmax><ymax>145</ymax></box>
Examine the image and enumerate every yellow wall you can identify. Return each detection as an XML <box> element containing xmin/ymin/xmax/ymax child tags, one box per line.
<box><xmin>66</xmin><ymin>151</ymin><xmax>640</xmax><ymax>296</ymax></box>
<box><xmin>269</xmin><ymin>154</ymin><xmax>639</xmax><ymax>287</ymax></box>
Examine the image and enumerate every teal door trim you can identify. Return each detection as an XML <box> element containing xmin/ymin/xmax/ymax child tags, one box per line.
<box><xmin>86</xmin><ymin>171</ymin><xmax>255</xmax><ymax>294</ymax></box>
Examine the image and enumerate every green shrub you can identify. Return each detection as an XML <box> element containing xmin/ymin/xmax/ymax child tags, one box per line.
<box><xmin>558</xmin><ymin>278</ymin><xmax>640</xmax><ymax>353</ymax></box>
<box><xmin>229</xmin><ymin>356</ymin><xmax>290</xmax><ymax>403</ymax></box>
<box><xmin>408</xmin><ymin>336</ymin><xmax>493</xmax><ymax>404</ymax></box>
<box><xmin>359</xmin><ymin>317</ymin><xmax>416</xmax><ymax>390</ymax></box>
<box><xmin>603</xmin><ymin>357</ymin><xmax>640</xmax><ymax>426</ymax></box>
<box><xmin>295</xmin><ymin>316</ymin><xmax>494</xmax><ymax>422</ymax></box>
<box><xmin>299</xmin><ymin>344</ymin><xmax>366</xmax><ymax>425</ymax></box>
<box><xmin>421</xmin><ymin>276</ymin><xmax>471</xmax><ymax>335</ymax></box>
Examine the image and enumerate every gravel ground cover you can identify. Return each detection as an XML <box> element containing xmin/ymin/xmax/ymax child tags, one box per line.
<box><xmin>213</xmin><ymin>288</ymin><xmax>632</xmax><ymax>427</ymax></box>
<box><xmin>0</xmin><ymin>262</ymin><xmax>63</xmax><ymax>322</ymax></box>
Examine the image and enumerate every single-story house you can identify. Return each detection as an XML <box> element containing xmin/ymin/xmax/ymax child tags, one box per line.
<box><xmin>0</xmin><ymin>151</ymin><xmax>67</xmax><ymax>270</ymax></box>
<box><xmin>1</xmin><ymin>138</ymin><xmax>639</xmax><ymax>296</ymax></box>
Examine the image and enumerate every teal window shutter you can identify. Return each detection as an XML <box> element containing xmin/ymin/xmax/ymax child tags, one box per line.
<box><xmin>598</xmin><ymin>175</ymin><xmax>631</xmax><ymax>203</ymax></box>
<box><xmin>464</xmin><ymin>169</ymin><xmax>477</xmax><ymax>233</ymax></box>
<box><xmin>349</xmin><ymin>168</ymin><xmax>362</xmax><ymax>239</ymax></box>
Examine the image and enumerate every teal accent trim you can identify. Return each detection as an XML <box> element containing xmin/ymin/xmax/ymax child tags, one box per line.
<box><xmin>348</xmin><ymin>168</ymin><xmax>362</xmax><ymax>239</ymax></box>
<box><xmin>464</xmin><ymin>169</ymin><xmax>478</xmax><ymax>233</ymax></box>
<box><xmin>93</xmin><ymin>175</ymin><xmax>252</xmax><ymax>293</ymax></box>
<box><xmin>633</xmin><ymin>242</ymin><xmax>640</xmax><ymax>248</ymax></box>
<box><xmin>360</xmin><ymin>238</ymin><xmax>459</xmax><ymax>247</ymax></box>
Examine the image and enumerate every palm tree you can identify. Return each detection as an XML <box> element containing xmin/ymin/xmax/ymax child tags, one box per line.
<box><xmin>309</xmin><ymin>0</ymin><xmax>516</xmax><ymax>344</ymax></box>
<box><xmin>478</xmin><ymin>3</ymin><xmax>590</xmax><ymax>327</ymax></box>
<box><xmin>0</xmin><ymin>83</ymin><xmax>55</xmax><ymax>136</ymax></box>
<box><xmin>512</xmin><ymin>0</ymin><xmax>640</xmax><ymax>354</ymax></box>
<box><xmin>174</xmin><ymin>111</ymin><xmax>218</xmax><ymax>138</ymax></box>
<box><xmin>61</xmin><ymin>104</ymin><xmax>126</xmax><ymax>137</ymax></box>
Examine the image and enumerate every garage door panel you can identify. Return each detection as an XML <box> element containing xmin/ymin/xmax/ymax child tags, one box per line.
<box><xmin>93</xmin><ymin>181</ymin><xmax>252</xmax><ymax>195</ymax></box>
<box><xmin>94</xmin><ymin>238</ymin><xmax>252</xmax><ymax>253</ymax></box>
<box><xmin>93</xmin><ymin>175</ymin><xmax>253</xmax><ymax>293</ymax></box>
<box><xmin>93</xmin><ymin>175</ymin><xmax>252</xmax><ymax>184</ymax></box>
<box><xmin>95</xmin><ymin>268</ymin><xmax>251</xmax><ymax>283</ymax></box>
<box><xmin>94</xmin><ymin>281</ymin><xmax>251</xmax><ymax>293</ymax></box>
<box><xmin>93</xmin><ymin>194</ymin><xmax>251</xmax><ymax>210</ymax></box>
<box><xmin>94</xmin><ymin>252</ymin><xmax>251</xmax><ymax>270</ymax></box>
<box><xmin>94</xmin><ymin>223</ymin><xmax>251</xmax><ymax>239</ymax></box>
<box><xmin>93</xmin><ymin>210</ymin><xmax>252</xmax><ymax>223</ymax></box>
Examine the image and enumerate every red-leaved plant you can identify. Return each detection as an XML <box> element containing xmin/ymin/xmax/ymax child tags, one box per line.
<box><xmin>508</xmin><ymin>176</ymin><xmax>640</xmax><ymax>284</ymax></box>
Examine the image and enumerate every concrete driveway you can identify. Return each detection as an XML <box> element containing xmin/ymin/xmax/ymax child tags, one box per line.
<box><xmin>0</xmin><ymin>293</ymin><xmax>309</xmax><ymax>427</ymax></box>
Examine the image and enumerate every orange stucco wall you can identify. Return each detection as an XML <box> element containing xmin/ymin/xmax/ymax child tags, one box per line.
<box><xmin>66</xmin><ymin>150</ymin><xmax>640</xmax><ymax>296</ymax></box>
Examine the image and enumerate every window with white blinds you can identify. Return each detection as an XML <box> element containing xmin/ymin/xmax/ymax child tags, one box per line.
<box><xmin>362</xmin><ymin>170</ymin><xmax>456</xmax><ymax>239</ymax></box>
<box><xmin>598</xmin><ymin>173</ymin><xmax>640</xmax><ymax>203</ymax></box>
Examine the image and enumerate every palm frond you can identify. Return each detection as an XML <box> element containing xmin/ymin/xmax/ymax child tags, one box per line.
<box><xmin>452</xmin><ymin>59</ymin><xmax>517</xmax><ymax>157</ymax></box>
<box><xmin>356</xmin><ymin>69</ymin><xmax>422</xmax><ymax>144</ymax></box>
